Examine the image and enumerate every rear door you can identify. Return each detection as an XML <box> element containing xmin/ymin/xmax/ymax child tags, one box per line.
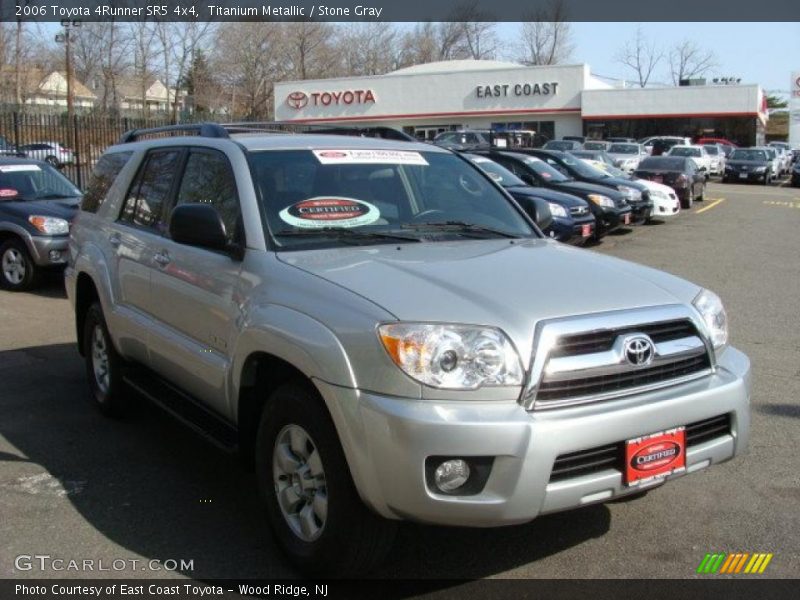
<box><xmin>147</xmin><ymin>147</ymin><xmax>244</xmax><ymax>413</ymax></box>
<box><xmin>110</xmin><ymin>148</ymin><xmax>183</xmax><ymax>362</ymax></box>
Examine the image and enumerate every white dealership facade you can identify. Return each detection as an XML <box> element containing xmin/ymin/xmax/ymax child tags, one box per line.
<box><xmin>275</xmin><ymin>60</ymin><xmax>768</xmax><ymax>145</ymax></box>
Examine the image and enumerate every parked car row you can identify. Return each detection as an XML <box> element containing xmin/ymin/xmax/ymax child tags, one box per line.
<box><xmin>722</xmin><ymin>145</ymin><xmax>795</xmax><ymax>184</ymax></box>
<box><xmin>0</xmin><ymin>135</ymin><xmax>75</xmax><ymax>167</ymax></box>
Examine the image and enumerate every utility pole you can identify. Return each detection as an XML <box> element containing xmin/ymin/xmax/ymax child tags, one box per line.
<box><xmin>55</xmin><ymin>19</ymin><xmax>80</xmax><ymax>121</ymax></box>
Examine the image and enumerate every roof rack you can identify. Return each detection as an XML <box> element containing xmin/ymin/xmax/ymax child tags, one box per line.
<box><xmin>118</xmin><ymin>122</ymin><xmax>416</xmax><ymax>144</ymax></box>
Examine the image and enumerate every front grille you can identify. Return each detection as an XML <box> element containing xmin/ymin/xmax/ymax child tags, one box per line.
<box><xmin>536</xmin><ymin>354</ymin><xmax>710</xmax><ymax>402</ymax></box>
<box><xmin>570</xmin><ymin>206</ymin><xmax>589</xmax><ymax>216</ymax></box>
<box><xmin>548</xmin><ymin>414</ymin><xmax>731</xmax><ymax>483</ymax></box>
<box><xmin>549</xmin><ymin>319</ymin><xmax>698</xmax><ymax>358</ymax></box>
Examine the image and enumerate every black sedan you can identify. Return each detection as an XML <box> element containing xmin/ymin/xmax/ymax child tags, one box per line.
<box><xmin>0</xmin><ymin>158</ymin><xmax>81</xmax><ymax>290</ymax></box>
<box><xmin>475</xmin><ymin>150</ymin><xmax>632</xmax><ymax>240</ymax></box>
<box><xmin>791</xmin><ymin>161</ymin><xmax>800</xmax><ymax>187</ymax></box>
<box><xmin>722</xmin><ymin>148</ymin><xmax>773</xmax><ymax>185</ymax></box>
<box><xmin>633</xmin><ymin>156</ymin><xmax>705</xmax><ymax>209</ymax></box>
<box><xmin>464</xmin><ymin>154</ymin><xmax>596</xmax><ymax>245</ymax></box>
<box><xmin>515</xmin><ymin>149</ymin><xmax>654</xmax><ymax>224</ymax></box>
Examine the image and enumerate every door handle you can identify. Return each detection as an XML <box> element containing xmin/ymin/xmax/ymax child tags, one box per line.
<box><xmin>108</xmin><ymin>233</ymin><xmax>121</xmax><ymax>247</ymax></box>
<box><xmin>153</xmin><ymin>251</ymin><xmax>171</xmax><ymax>266</ymax></box>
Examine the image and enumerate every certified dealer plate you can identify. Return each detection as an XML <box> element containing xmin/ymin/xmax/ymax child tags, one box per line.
<box><xmin>582</xmin><ymin>224</ymin><xmax>591</xmax><ymax>237</ymax></box>
<box><xmin>739</xmin><ymin>172</ymin><xmax>748</xmax><ymax>179</ymax></box>
<box><xmin>623</xmin><ymin>213</ymin><xmax>631</xmax><ymax>225</ymax></box>
<box><xmin>625</xmin><ymin>427</ymin><xmax>686</xmax><ymax>486</ymax></box>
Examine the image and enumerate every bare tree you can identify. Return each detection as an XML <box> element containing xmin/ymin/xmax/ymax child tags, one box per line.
<box><xmin>156</xmin><ymin>22</ymin><xmax>214</xmax><ymax>122</ymax></box>
<box><xmin>614</xmin><ymin>25</ymin><xmax>663</xmax><ymax>88</ymax></box>
<box><xmin>280</xmin><ymin>22</ymin><xmax>338</xmax><ymax>81</ymax></box>
<box><xmin>669</xmin><ymin>40</ymin><xmax>718</xmax><ymax>85</ymax></box>
<box><xmin>128</xmin><ymin>22</ymin><xmax>159</xmax><ymax>118</ymax></box>
<box><xmin>335</xmin><ymin>23</ymin><xmax>399</xmax><ymax>76</ymax></box>
<box><xmin>515</xmin><ymin>0</ymin><xmax>574</xmax><ymax>65</ymax></box>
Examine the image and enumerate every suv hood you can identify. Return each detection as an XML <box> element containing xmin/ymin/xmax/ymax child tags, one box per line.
<box><xmin>0</xmin><ymin>197</ymin><xmax>80</xmax><ymax>219</ymax></box>
<box><xmin>278</xmin><ymin>239</ymin><xmax>700</xmax><ymax>357</ymax></box>
<box><xmin>505</xmin><ymin>185</ymin><xmax>588</xmax><ymax>208</ymax></box>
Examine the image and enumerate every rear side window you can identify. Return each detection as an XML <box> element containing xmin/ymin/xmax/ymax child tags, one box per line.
<box><xmin>81</xmin><ymin>152</ymin><xmax>132</xmax><ymax>213</ymax></box>
<box><xmin>120</xmin><ymin>149</ymin><xmax>182</xmax><ymax>233</ymax></box>
<box><xmin>174</xmin><ymin>150</ymin><xmax>240</xmax><ymax>244</ymax></box>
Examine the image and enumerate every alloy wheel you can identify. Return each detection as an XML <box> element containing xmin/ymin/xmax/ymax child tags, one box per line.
<box><xmin>2</xmin><ymin>247</ymin><xmax>26</xmax><ymax>285</ymax></box>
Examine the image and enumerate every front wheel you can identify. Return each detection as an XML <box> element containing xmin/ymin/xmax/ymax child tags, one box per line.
<box><xmin>697</xmin><ymin>183</ymin><xmax>705</xmax><ymax>201</ymax></box>
<box><xmin>256</xmin><ymin>382</ymin><xmax>396</xmax><ymax>576</ymax></box>
<box><xmin>0</xmin><ymin>238</ymin><xmax>39</xmax><ymax>291</ymax></box>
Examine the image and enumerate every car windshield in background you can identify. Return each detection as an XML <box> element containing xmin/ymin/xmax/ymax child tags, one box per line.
<box><xmin>519</xmin><ymin>155</ymin><xmax>571</xmax><ymax>182</ymax></box>
<box><xmin>729</xmin><ymin>149</ymin><xmax>767</xmax><ymax>161</ymax></box>
<box><xmin>467</xmin><ymin>156</ymin><xmax>526</xmax><ymax>187</ymax></box>
<box><xmin>543</xmin><ymin>141</ymin><xmax>577</xmax><ymax>151</ymax></box>
<box><xmin>248</xmin><ymin>149</ymin><xmax>536</xmax><ymax>249</ymax></box>
<box><xmin>583</xmin><ymin>142</ymin><xmax>606</xmax><ymax>150</ymax></box>
<box><xmin>608</xmin><ymin>144</ymin><xmax>639</xmax><ymax>154</ymax></box>
<box><xmin>559</xmin><ymin>154</ymin><xmax>609</xmax><ymax>178</ymax></box>
<box><xmin>0</xmin><ymin>163</ymin><xmax>80</xmax><ymax>201</ymax></box>
<box><xmin>703</xmin><ymin>146</ymin><xmax>720</xmax><ymax>155</ymax></box>
<box><xmin>670</xmin><ymin>147</ymin><xmax>701</xmax><ymax>157</ymax></box>
<box><xmin>638</xmin><ymin>157</ymin><xmax>686</xmax><ymax>171</ymax></box>
<box><xmin>434</xmin><ymin>132</ymin><xmax>480</xmax><ymax>145</ymax></box>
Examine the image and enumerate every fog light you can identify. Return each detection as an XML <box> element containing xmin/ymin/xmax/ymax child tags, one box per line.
<box><xmin>434</xmin><ymin>459</ymin><xmax>470</xmax><ymax>492</ymax></box>
<box><xmin>49</xmin><ymin>250</ymin><xmax>61</xmax><ymax>261</ymax></box>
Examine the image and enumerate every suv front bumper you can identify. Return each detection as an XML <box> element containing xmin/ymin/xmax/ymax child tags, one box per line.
<box><xmin>318</xmin><ymin>346</ymin><xmax>750</xmax><ymax>526</ymax></box>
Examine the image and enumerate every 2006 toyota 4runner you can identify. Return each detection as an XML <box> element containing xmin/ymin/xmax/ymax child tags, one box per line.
<box><xmin>66</xmin><ymin>124</ymin><xmax>751</xmax><ymax>575</ymax></box>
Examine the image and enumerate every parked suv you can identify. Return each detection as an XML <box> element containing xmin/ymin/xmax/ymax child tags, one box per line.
<box><xmin>66</xmin><ymin>124</ymin><xmax>751</xmax><ymax>575</ymax></box>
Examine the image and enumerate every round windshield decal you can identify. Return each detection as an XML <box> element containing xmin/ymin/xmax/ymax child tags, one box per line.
<box><xmin>279</xmin><ymin>197</ymin><xmax>381</xmax><ymax>229</ymax></box>
<box><xmin>0</xmin><ymin>188</ymin><xmax>19</xmax><ymax>198</ymax></box>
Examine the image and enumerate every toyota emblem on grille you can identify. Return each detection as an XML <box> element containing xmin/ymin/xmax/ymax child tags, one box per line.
<box><xmin>623</xmin><ymin>335</ymin><xmax>655</xmax><ymax>366</ymax></box>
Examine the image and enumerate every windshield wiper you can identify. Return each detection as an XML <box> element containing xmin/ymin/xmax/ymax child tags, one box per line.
<box><xmin>401</xmin><ymin>221</ymin><xmax>522</xmax><ymax>239</ymax></box>
<box><xmin>273</xmin><ymin>227</ymin><xmax>421</xmax><ymax>244</ymax></box>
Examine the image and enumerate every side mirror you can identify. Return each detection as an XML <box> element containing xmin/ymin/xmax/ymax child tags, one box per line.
<box><xmin>519</xmin><ymin>196</ymin><xmax>553</xmax><ymax>232</ymax></box>
<box><xmin>169</xmin><ymin>203</ymin><xmax>229</xmax><ymax>252</ymax></box>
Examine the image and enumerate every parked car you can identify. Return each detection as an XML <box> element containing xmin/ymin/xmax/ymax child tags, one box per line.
<box><xmin>666</xmin><ymin>145</ymin><xmax>712</xmax><ymax>176</ymax></box>
<box><xmin>465</xmin><ymin>153</ymin><xmax>596</xmax><ymax>245</ymax></box>
<box><xmin>641</xmin><ymin>136</ymin><xmax>691</xmax><ymax>155</ymax></box>
<box><xmin>581</xmin><ymin>159</ymin><xmax>681</xmax><ymax>219</ymax></box>
<box><xmin>66</xmin><ymin>124</ymin><xmax>751</xmax><ymax>575</ymax></box>
<box><xmin>633</xmin><ymin>156</ymin><xmax>706</xmax><ymax>209</ymax></box>
<box><xmin>700</xmin><ymin>144</ymin><xmax>726</xmax><ymax>175</ymax></box>
<box><xmin>478</xmin><ymin>150</ymin><xmax>632</xmax><ymax>239</ymax></box>
<box><xmin>432</xmin><ymin>130</ymin><xmax>491</xmax><ymax>151</ymax></box>
<box><xmin>606</xmin><ymin>143</ymin><xmax>648</xmax><ymax>173</ymax></box>
<box><xmin>696</xmin><ymin>137</ymin><xmax>737</xmax><ymax>156</ymax></box>
<box><xmin>17</xmin><ymin>141</ymin><xmax>75</xmax><ymax>167</ymax></box>
<box><xmin>516</xmin><ymin>148</ymin><xmax>653</xmax><ymax>224</ymax></box>
<box><xmin>570</xmin><ymin>149</ymin><xmax>615</xmax><ymax>166</ymax></box>
<box><xmin>0</xmin><ymin>134</ymin><xmax>24</xmax><ymax>157</ymax></box>
<box><xmin>756</xmin><ymin>146</ymin><xmax>781</xmax><ymax>179</ymax></box>
<box><xmin>791</xmin><ymin>161</ymin><xmax>800</xmax><ymax>187</ymax></box>
<box><xmin>606</xmin><ymin>137</ymin><xmax>637</xmax><ymax>143</ymax></box>
<box><xmin>582</xmin><ymin>140</ymin><xmax>610</xmax><ymax>151</ymax></box>
<box><xmin>723</xmin><ymin>148</ymin><xmax>773</xmax><ymax>184</ymax></box>
<box><xmin>768</xmin><ymin>144</ymin><xmax>792</xmax><ymax>176</ymax></box>
<box><xmin>542</xmin><ymin>139</ymin><xmax>583</xmax><ymax>152</ymax></box>
<box><xmin>0</xmin><ymin>157</ymin><xmax>82</xmax><ymax>290</ymax></box>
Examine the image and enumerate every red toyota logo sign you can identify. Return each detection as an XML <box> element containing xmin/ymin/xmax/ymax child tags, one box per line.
<box><xmin>286</xmin><ymin>91</ymin><xmax>309</xmax><ymax>110</ymax></box>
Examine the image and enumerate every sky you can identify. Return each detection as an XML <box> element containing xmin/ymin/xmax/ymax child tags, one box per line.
<box><xmin>504</xmin><ymin>22</ymin><xmax>800</xmax><ymax>96</ymax></box>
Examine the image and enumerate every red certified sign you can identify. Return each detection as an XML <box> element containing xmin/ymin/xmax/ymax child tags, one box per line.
<box><xmin>625</xmin><ymin>428</ymin><xmax>686</xmax><ymax>485</ymax></box>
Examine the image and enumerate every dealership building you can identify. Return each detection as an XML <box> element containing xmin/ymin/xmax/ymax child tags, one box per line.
<box><xmin>274</xmin><ymin>60</ymin><xmax>769</xmax><ymax>145</ymax></box>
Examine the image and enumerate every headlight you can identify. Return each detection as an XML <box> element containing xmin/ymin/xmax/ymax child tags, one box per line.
<box><xmin>617</xmin><ymin>185</ymin><xmax>642</xmax><ymax>202</ymax></box>
<box><xmin>693</xmin><ymin>289</ymin><xmax>728</xmax><ymax>350</ymax></box>
<box><xmin>548</xmin><ymin>202</ymin><xmax>568</xmax><ymax>218</ymax></box>
<box><xmin>587</xmin><ymin>194</ymin><xmax>615</xmax><ymax>208</ymax></box>
<box><xmin>28</xmin><ymin>215</ymin><xmax>69</xmax><ymax>235</ymax></box>
<box><xmin>755</xmin><ymin>166</ymin><xmax>766</xmax><ymax>172</ymax></box>
<box><xmin>378</xmin><ymin>323</ymin><xmax>523</xmax><ymax>389</ymax></box>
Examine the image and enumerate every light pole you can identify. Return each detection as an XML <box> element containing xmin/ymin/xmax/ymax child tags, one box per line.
<box><xmin>55</xmin><ymin>19</ymin><xmax>80</xmax><ymax>120</ymax></box>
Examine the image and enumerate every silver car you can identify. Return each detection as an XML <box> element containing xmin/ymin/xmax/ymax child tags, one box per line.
<box><xmin>65</xmin><ymin>125</ymin><xmax>751</xmax><ymax>575</ymax></box>
<box><xmin>606</xmin><ymin>143</ymin><xmax>648</xmax><ymax>173</ymax></box>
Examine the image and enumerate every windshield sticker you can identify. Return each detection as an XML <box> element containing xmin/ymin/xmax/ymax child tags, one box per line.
<box><xmin>0</xmin><ymin>165</ymin><xmax>41</xmax><ymax>173</ymax></box>
<box><xmin>278</xmin><ymin>197</ymin><xmax>381</xmax><ymax>229</ymax></box>
<box><xmin>0</xmin><ymin>188</ymin><xmax>19</xmax><ymax>197</ymax></box>
<box><xmin>312</xmin><ymin>149</ymin><xmax>429</xmax><ymax>166</ymax></box>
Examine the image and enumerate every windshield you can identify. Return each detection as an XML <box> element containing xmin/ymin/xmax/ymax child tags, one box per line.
<box><xmin>249</xmin><ymin>149</ymin><xmax>536</xmax><ymax>249</ymax></box>
<box><xmin>583</xmin><ymin>142</ymin><xmax>607</xmax><ymax>150</ymax></box>
<box><xmin>608</xmin><ymin>144</ymin><xmax>639</xmax><ymax>154</ymax></box>
<box><xmin>702</xmin><ymin>145</ymin><xmax>719</xmax><ymax>155</ymax></box>
<box><xmin>559</xmin><ymin>153</ymin><xmax>610</xmax><ymax>178</ymax></box>
<box><xmin>434</xmin><ymin>132</ymin><xmax>481</xmax><ymax>145</ymax></box>
<box><xmin>638</xmin><ymin>157</ymin><xmax>687</xmax><ymax>171</ymax></box>
<box><xmin>730</xmin><ymin>149</ymin><xmax>767</xmax><ymax>161</ymax></box>
<box><xmin>467</xmin><ymin>156</ymin><xmax>526</xmax><ymax>187</ymax></box>
<box><xmin>543</xmin><ymin>141</ymin><xmax>577</xmax><ymax>151</ymax></box>
<box><xmin>516</xmin><ymin>155</ymin><xmax>571</xmax><ymax>182</ymax></box>
<box><xmin>0</xmin><ymin>163</ymin><xmax>80</xmax><ymax>201</ymax></box>
<box><xmin>670</xmin><ymin>147</ymin><xmax>700</xmax><ymax>157</ymax></box>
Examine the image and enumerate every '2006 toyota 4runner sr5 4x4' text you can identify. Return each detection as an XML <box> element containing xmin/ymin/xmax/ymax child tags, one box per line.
<box><xmin>66</xmin><ymin>124</ymin><xmax>751</xmax><ymax>575</ymax></box>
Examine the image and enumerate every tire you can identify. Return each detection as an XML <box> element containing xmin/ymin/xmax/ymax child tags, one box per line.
<box><xmin>45</xmin><ymin>156</ymin><xmax>59</xmax><ymax>167</ymax></box>
<box><xmin>697</xmin><ymin>183</ymin><xmax>705</xmax><ymax>201</ymax></box>
<box><xmin>256</xmin><ymin>381</ymin><xmax>397</xmax><ymax>576</ymax></box>
<box><xmin>763</xmin><ymin>174</ymin><xmax>770</xmax><ymax>186</ymax></box>
<box><xmin>82</xmin><ymin>302</ymin><xmax>130</xmax><ymax>417</ymax></box>
<box><xmin>0</xmin><ymin>238</ymin><xmax>40</xmax><ymax>291</ymax></box>
<box><xmin>681</xmin><ymin>191</ymin><xmax>693</xmax><ymax>210</ymax></box>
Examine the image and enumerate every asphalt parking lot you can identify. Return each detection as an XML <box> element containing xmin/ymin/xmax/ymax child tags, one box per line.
<box><xmin>1</xmin><ymin>181</ymin><xmax>798</xmax><ymax>581</ymax></box>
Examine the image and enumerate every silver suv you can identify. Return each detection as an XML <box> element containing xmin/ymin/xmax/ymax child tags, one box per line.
<box><xmin>66</xmin><ymin>124</ymin><xmax>751</xmax><ymax>575</ymax></box>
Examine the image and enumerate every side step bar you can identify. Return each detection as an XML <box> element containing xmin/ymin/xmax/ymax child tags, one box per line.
<box><xmin>123</xmin><ymin>370</ymin><xmax>239</xmax><ymax>453</ymax></box>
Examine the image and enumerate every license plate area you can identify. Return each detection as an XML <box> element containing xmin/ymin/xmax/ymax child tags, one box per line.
<box><xmin>581</xmin><ymin>224</ymin><xmax>591</xmax><ymax>237</ymax></box>
<box><xmin>739</xmin><ymin>172</ymin><xmax>748</xmax><ymax>178</ymax></box>
<box><xmin>623</xmin><ymin>213</ymin><xmax>631</xmax><ymax>225</ymax></box>
<box><xmin>625</xmin><ymin>427</ymin><xmax>686</xmax><ymax>486</ymax></box>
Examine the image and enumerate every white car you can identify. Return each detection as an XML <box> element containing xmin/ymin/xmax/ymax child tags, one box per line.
<box><xmin>666</xmin><ymin>145</ymin><xmax>712</xmax><ymax>175</ymax></box>
<box><xmin>581</xmin><ymin>159</ymin><xmax>680</xmax><ymax>218</ymax></box>
<box><xmin>606</xmin><ymin>143</ymin><xmax>648</xmax><ymax>173</ymax></box>
<box><xmin>768</xmin><ymin>144</ymin><xmax>792</xmax><ymax>176</ymax></box>
<box><xmin>17</xmin><ymin>142</ymin><xmax>75</xmax><ymax>167</ymax></box>
<box><xmin>641</xmin><ymin>136</ymin><xmax>691</xmax><ymax>155</ymax></box>
<box><xmin>701</xmin><ymin>144</ymin><xmax>726</xmax><ymax>176</ymax></box>
<box><xmin>756</xmin><ymin>146</ymin><xmax>781</xmax><ymax>178</ymax></box>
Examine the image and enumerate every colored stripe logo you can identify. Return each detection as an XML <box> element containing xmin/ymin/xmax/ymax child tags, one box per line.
<box><xmin>696</xmin><ymin>552</ymin><xmax>773</xmax><ymax>574</ymax></box>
